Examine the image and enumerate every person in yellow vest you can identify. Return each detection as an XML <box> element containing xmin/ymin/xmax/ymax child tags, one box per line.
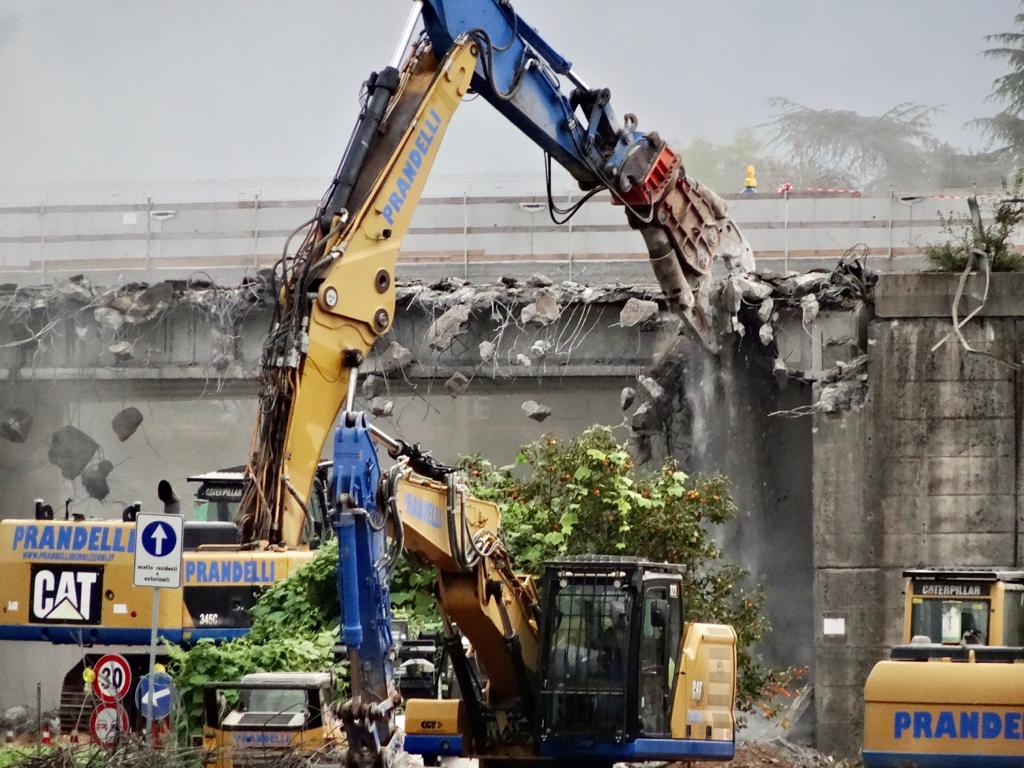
<box><xmin>742</xmin><ymin>164</ymin><xmax>758</xmax><ymax>195</ymax></box>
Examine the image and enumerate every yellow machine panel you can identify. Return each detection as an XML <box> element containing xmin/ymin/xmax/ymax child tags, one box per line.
<box><xmin>670</xmin><ymin>622</ymin><xmax>737</xmax><ymax>742</ymax></box>
<box><xmin>864</xmin><ymin>660</ymin><xmax>1024</xmax><ymax>764</ymax></box>
<box><xmin>0</xmin><ymin>519</ymin><xmax>312</xmax><ymax>644</ymax></box>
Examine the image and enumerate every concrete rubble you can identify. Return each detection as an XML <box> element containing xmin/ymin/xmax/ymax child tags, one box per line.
<box><xmin>111</xmin><ymin>406</ymin><xmax>144</xmax><ymax>441</ymax></box>
<box><xmin>444</xmin><ymin>371</ymin><xmax>469</xmax><ymax>398</ymax></box>
<box><xmin>426</xmin><ymin>304</ymin><xmax>473</xmax><ymax>350</ymax></box>
<box><xmin>0</xmin><ymin>407</ymin><xmax>32</xmax><ymax>443</ymax></box>
<box><xmin>619</xmin><ymin>387</ymin><xmax>636</xmax><ymax>411</ymax></box>
<box><xmin>48</xmin><ymin>425</ymin><xmax>98</xmax><ymax>480</ymax></box>
<box><xmin>362</xmin><ymin>373</ymin><xmax>385</xmax><ymax>400</ymax></box>
<box><xmin>378</xmin><ymin>340</ymin><xmax>413</xmax><ymax>373</ymax></box>
<box><xmin>369</xmin><ymin>397</ymin><xmax>394</xmax><ymax>417</ymax></box>
<box><xmin>520</xmin><ymin>291</ymin><xmax>561</xmax><ymax>327</ymax></box>
<box><xmin>521</xmin><ymin>400</ymin><xmax>551</xmax><ymax>422</ymax></box>
<box><xmin>618</xmin><ymin>297</ymin><xmax>660</xmax><ymax>328</ymax></box>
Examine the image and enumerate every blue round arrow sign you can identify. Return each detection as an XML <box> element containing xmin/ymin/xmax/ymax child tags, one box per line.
<box><xmin>141</xmin><ymin>520</ymin><xmax>177</xmax><ymax>558</ymax></box>
<box><xmin>136</xmin><ymin>672</ymin><xmax>175</xmax><ymax>720</ymax></box>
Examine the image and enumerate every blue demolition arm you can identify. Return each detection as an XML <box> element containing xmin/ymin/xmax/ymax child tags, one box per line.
<box><xmin>331</xmin><ymin>415</ymin><xmax>395</xmax><ymax>754</ymax></box>
<box><xmin>419</xmin><ymin>0</ymin><xmax>752</xmax><ymax>348</ymax></box>
<box><xmin>421</xmin><ymin>0</ymin><xmax>647</xmax><ymax>193</ymax></box>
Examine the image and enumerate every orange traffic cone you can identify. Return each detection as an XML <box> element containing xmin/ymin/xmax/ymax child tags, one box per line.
<box><xmin>68</xmin><ymin>730</ymin><xmax>79</xmax><ymax>746</ymax></box>
<box><xmin>41</xmin><ymin>723</ymin><xmax>52</xmax><ymax>746</ymax></box>
<box><xmin>4</xmin><ymin>729</ymin><xmax>13</xmax><ymax>744</ymax></box>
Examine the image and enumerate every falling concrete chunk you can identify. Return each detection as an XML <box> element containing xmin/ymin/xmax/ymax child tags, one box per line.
<box><xmin>108</xmin><ymin>340</ymin><xmax>133</xmax><ymax>360</ymax></box>
<box><xmin>445</xmin><ymin>372</ymin><xmax>469</xmax><ymax>398</ymax></box>
<box><xmin>125</xmin><ymin>281</ymin><xmax>174</xmax><ymax>324</ymax></box>
<box><xmin>112</xmin><ymin>407</ymin><xmax>144</xmax><ymax>441</ymax></box>
<box><xmin>426</xmin><ymin>304</ymin><xmax>472</xmax><ymax>350</ymax></box>
<box><xmin>0</xmin><ymin>407</ymin><xmax>32</xmax><ymax>443</ymax></box>
<box><xmin>521</xmin><ymin>292</ymin><xmax>560</xmax><ymax>327</ymax></box>
<box><xmin>478</xmin><ymin>340</ymin><xmax>496</xmax><ymax>363</ymax></box>
<box><xmin>362</xmin><ymin>373</ymin><xmax>385</xmax><ymax>400</ymax></box>
<box><xmin>773</xmin><ymin>358</ymin><xmax>789</xmax><ymax>389</ymax></box>
<box><xmin>619</xmin><ymin>298</ymin><xmax>660</xmax><ymax>328</ymax></box>
<box><xmin>638</xmin><ymin>375</ymin><xmax>665</xmax><ymax>402</ymax></box>
<box><xmin>379</xmin><ymin>341</ymin><xmax>413</xmax><ymax>374</ymax></box>
<box><xmin>759</xmin><ymin>323</ymin><xmax>774</xmax><ymax>346</ymax></box>
<box><xmin>801</xmin><ymin>294</ymin><xmax>820</xmax><ymax>327</ymax></box>
<box><xmin>722</xmin><ymin>280</ymin><xmax>742</xmax><ymax>315</ymax></box>
<box><xmin>620</xmin><ymin>387</ymin><xmax>636</xmax><ymax>411</ymax></box>
<box><xmin>48</xmin><ymin>426</ymin><xmax>98</xmax><ymax>480</ymax></box>
<box><xmin>757</xmin><ymin>297</ymin><xmax>774</xmax><ymax>323</ymax></box>
<box><xmin>734</xmin><ymin>275</ymin><xmax>774</xmax><ymax>301</ymax></box>
<box><xmin>97</xmin><ymin>459</ymin><xmax>114</xmax><ymax>477</ymax></box>
<box><xmin>369</xmin><ymin>397</ymin><xmax>394</xmax><ymax>418</ymax></box>
<box><xmin>630</xmin><ymin>402</ymin><xmax>658</xmax><ymax>436</ymax></box>
<box><xmin>530</xmin><ymin>340</ymin><xmax>552</xmax><ymax>359</ymax></box>
<box><xmin>526</xmin><ymin>273</ymin><xmax>553</xmax><ymax>288</ymax></box>
<box><xmin>59</xmin><ymin>275</ymin><xmax>94</xmax><ymax>303</ymax></box>
<box><xmin>515</xmin><ymin>353</ymin><xmax>532</xmax><ymax>368</ymax></box>
<box><xmin>80</xmin><ymin>466</ymin><xmax>110</xmax><ymax>501</ymax></box>
<box><xmin>521</xmin><ymin>400</ymin><xmax>551</xmax><ymax>422</ymax></box>
<box><xmin>93</xmin><ymin>307</ymin><xmax>125</xmax><ymax>332</ymax></box>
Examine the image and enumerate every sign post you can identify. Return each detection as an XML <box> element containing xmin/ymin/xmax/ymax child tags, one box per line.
<box><xmin>133</xmin><ymin>511</ymin><xmax>183</xmax><ymax>744</ymax></box>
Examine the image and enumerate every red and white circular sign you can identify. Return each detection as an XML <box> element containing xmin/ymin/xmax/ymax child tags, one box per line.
<box><xmin>90</xmin><ymin>704</ymin><xmax>129</xmax><ymax>747</ymax></box>
<box><xmin>92</xmin><ymin>654</ymin><xmax>132</xmax><ymax>703</ymax></box>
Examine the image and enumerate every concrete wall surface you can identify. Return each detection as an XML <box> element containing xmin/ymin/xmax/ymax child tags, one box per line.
<box><xmin>812</xmin><ymin>272</ymin><xmax>1024</xmax><ymax>756</ymax></box>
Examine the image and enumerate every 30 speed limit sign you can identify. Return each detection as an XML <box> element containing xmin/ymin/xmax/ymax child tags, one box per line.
<box><xmin>92</xmin><ymin>654</ymin><xmax>132</xmax><ymax>703</ymax></box>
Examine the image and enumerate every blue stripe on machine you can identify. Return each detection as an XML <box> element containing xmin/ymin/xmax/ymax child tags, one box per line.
<box><xmin>540</xmin><ymin>738</ymin><xmax>734</xmax><ymax>760</ymax></box>
<box><xmin>863</xmin><ymin>751</ymin><xmax>1024</xmax><ymax>768</ymax></box>
<box><xmin>403</xmin><ymin>734</ymin><xmax>463</xmax><ymax>756</ymax></box>
<box><xmin>0</xmin><ymin>626</ymin><xmax>183</xmax><ymax>644</ymax></box>
<box><xmin>0</xmin><ymin>626</ymin><xmax>253</xmax><ymax>644</ymax></box>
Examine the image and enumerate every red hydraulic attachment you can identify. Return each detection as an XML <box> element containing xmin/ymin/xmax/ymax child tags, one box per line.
<box><xmin>613</xmin><ymin>140</ymin><xmax>751</xmax><ymax>351</ymax></box>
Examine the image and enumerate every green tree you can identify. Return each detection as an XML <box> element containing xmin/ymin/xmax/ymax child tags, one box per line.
<box><xmin>462</xmin><ymin>426</ymin><xmax>788</xmax><ymax>713</ymax></box>
<box><xmin>765</xmin><ymin>98</ymin><xmax>941</xmax><ymax>189</ymax></box>
<box><xmin>975</xmin><ymin>6</ymin><xmax>1024</xmax><ymax>158</ymax></box>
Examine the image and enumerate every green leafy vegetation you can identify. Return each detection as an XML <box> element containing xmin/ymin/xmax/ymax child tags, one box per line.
<box><xmin>164</xmin><ymin>546</ymin><xmax>343</xmax><ymax>732</ymax></box>
<box><xmin>925</xmin><ymin>170</ymin><xmax>1024</xmax><ymax>272</ymax></box>
<box><xmin>461</xmin><ymin>425</ymin><xmax>792</xmax><ymax>714</ymax></box>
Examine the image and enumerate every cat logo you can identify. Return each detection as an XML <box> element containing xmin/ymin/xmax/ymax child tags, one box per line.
<box><xmin>29</xmin><ymin>565</ymin><xmax>103</xmax><ymax>624</ymax></box>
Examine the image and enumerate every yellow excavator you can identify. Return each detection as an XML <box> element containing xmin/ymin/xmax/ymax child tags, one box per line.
<box><xmin>863</xmin><ymin>568</ymin><xmax>1024</xmax><ymax>768</ymax></box>
<box><xmin>217</xmin><ymin>1</ymin><xmax>753</xmax><ymax>766</ymax></box>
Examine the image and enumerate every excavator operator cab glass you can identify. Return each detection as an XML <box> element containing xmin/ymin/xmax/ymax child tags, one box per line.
<box><xmin>1004</xmin><ymin>587</ymin><xmax>1024</xmax><ymax>646</ymax></box>
<box><xmin>538</xmin><ymin>558</ymin><xmax>687</xmax><ymax>749</ymax></box>
<box><xmin>239</xmin><ymin>687</ymin><xmax>309</xmax><ymax>717</ymax></box>
<box><xmin>638</xmin><ymin>581</ymin><xmax>682</xmax><ymax>737</ymax></box>
<box><xmin>540</xmin><ymin>567</ymin><xmax>634</xmax><ymax>743</ymax></box>
<box><xmin>910</xmin><ymin>598</ymin><xmax>990</xmax><ymax>645</ymax></box>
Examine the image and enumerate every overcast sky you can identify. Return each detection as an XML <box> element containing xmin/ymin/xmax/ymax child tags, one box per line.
<box><xmin>0</xmin><ymin>0</ymin><xmax>1018</xmax><ymax>185</ymax></box>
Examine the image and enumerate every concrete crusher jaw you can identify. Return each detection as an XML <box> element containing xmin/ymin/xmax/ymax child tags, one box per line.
<box><xmin>621</xmin><ymin>145</ymin><xmax>754</xmax><ymax>353</ymax></box>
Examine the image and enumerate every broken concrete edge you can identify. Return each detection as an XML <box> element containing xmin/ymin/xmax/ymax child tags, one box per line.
<box><xmin>874</xmin><ymin>271</ymin><xmax>1024</xmax><ymax>318</ymax></box>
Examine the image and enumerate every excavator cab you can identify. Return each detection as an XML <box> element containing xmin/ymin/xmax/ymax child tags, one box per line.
<box><xmin>902</xmin><ymin>568</ymin><xmax>1024</xmax><ymax>647</ymax></box>
<box><xmin>863</xmin><ymin>568</ymin><xmax>1024</xmax><ymax>768</ymax></box>
<box><xmin>534</xmin><ymin>557</ymin><xmax>734</xmax><ymax>763</ymax></box>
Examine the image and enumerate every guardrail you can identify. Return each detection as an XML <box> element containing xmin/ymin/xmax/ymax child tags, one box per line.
<box><xmin>0</xmin><ymin>187</ymin><xmax>995</xmax><ymax>283</ymax></box>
